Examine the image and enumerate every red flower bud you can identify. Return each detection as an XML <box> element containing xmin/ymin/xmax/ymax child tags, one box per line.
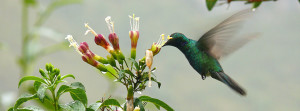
<box><xmin>108</xmin><ymin>33</ymin><xmax>120</xmax><ymax>50</ymax></box>
<box><xmin>94</xmin><ymin>34</ymin><xmax>114</xmax><ymax>52</ymax></box>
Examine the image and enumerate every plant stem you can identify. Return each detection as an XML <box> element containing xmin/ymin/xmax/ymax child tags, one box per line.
<box><xmin>51</xmin><ymin>89</ymin><xmax>58</xmax><ymax>111</ymax></box>
<box><xmin>126</xmin><ymin>85</ymin><xmax>134</xmax><ymax>111</ymax></box>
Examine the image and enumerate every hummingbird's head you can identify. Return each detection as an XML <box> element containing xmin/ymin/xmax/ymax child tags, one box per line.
<box><xmin>163</xmin><ymin>32</ymin><xmax>187</xmax><ymax>47</ymax></box>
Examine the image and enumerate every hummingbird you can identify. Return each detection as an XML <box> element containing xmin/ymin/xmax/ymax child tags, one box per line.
<box><xmin>163</xmin><ymin>9</ymin><xmax>258</xmax><ymax>96</ymax></box>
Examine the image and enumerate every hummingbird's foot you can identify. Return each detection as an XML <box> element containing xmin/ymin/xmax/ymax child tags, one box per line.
<box><xmin>201</xmin><ymin>75</ymin><xmax>206</xmax><ymax>80</ymax></box>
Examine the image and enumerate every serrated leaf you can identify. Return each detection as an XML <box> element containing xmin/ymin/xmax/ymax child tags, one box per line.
<box><xmin>18</xmin><ymin>76</ymin><xmax>47</xmax><ymax>88</ymax></box>
<box><xmin>133</xmin><ymin>98</ymin><xmax>145</xmax><ymax>111</ymax></box>
<box><xmin>99</xmin><ymin>99</ymin><xmax>121</xmax><ymax>109</ymax></box>
<box><xmin>17</xmin><ymin>106</ymin><xmax>44</xmax><ymax>111</ymax></box>
<box><xmin>206</xmin><ymin>0</ymin><xmax>217</xmax><ymax>11</ymax></box>
<box><xmin>37</xmin><ymin>84</ymin><xmax>47</xmax><ymax>102</ymax></box>
<box><xmin>139</xmin><ymin>96</ymin><xmax>173</xmax><ymax>111</ymax></box>
<box><xmin>61</xmin><ymin>74</ymin><xmax>75</xmax><ymax>80</ymax></box>
<box><xmin>86</xmin><ymin>102</ymin><xmax>102</xmax><ymax>111</ymax></box>
<box><xmin>59</xmin><ymin>100</ymin><xmax>85</xmax><ymax>111</ymax></box>
<box><xmin>253</xmin><ymin>1</ymin><xmax>262</xmax><ymax>9</ymax></box>
<box><xmin>13</xmin><ymin>94</ymin><xmax>38</xmax><ymax>110</ymax></box>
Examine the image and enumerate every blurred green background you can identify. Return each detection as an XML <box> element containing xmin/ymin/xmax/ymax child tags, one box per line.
<box><xmin>1</xmin><ymin>0</ymin><xmax>300</xmax><ymax>110</ymax></box>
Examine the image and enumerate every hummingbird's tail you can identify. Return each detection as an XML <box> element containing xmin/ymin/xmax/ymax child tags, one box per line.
<box><xmin>211</xmin><ymin>72</ymin><xmax>246</xmax><ymax>96</ymax></box>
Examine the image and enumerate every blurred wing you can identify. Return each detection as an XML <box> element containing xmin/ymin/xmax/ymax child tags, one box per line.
<box><xmin>220</xmin><ymin>33</ymin><xmax>260</xmax><ymax>58</ymax></box>
<box><xmin>198</xmin><ymin>9</ymin><xmax>254</xmax><ymax>59</ymax></box>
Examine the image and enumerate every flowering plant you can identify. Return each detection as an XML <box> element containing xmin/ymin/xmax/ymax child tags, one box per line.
<box><xmin>64</xmin><ymin>14</ymin><xmax>173</xmax><ymax>111</ymax></box>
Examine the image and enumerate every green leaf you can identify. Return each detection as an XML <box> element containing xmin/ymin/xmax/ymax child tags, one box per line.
<box><xmin>118</xmin><ymin>70</ymin><xmax>125</xmax><ymax>81</ymax></box>
<box><xmin>13</xmin><ymin>94</ymin><xmax>38</xmax><ymax>110</ymax></box>
<box><xmin>206</xmin><ymin>0</ymin><xmax>217</xmax><ymax>11</ymax></box>
<box><xmin>124</xmin><ymin>69</ymin><xmax>135</xmax><ymax>77</ymax></box>
<box><xmin>56</xmin><ymin>82</ymin><xmax>87</xmax><ymax>107</ymax></box>
<box><xmin>70</xmin><ymin>82</ymin><xmax>85</xmax><ymax>91</ymax></box>
<box><xmin>61</xmin><ymin>74</ymin><xmax>75</xmax><ymax>80</ymax></box>
<box><xmin>99</xmin><ymin>99</ymin><xmax>122</xmax><ymax>109</ymax></box>
<box><xmin>24</xmin><ymin>0</ymin><xmax>37</xmax><ymax>6</ymax></box>
<box><xmin>59</xmin><ymin>100</ymin><xmax>85</xmax><ymax>111</ymax></box>
<box><xmin>253</xmin><ymin>1</ymin><xmax>262</xmax><ymax>9</ymax></box>
<box><xmin>34</xmin><ymin>81</ymin><xmax>42</xmax><ymax>91</ymax></box>
<box><xmin>56</xmin><ymin>85</ymin><xmax>71</xmax><ymax>97</ymax></box>
<box><xmin>18</xmin><ymin>76</ymin><xmax>47</xmax><ymax>88</ymax></box>
<box><xmin>134</xmin><ymin>98</ymin><xmax>145</xmax><ymax>111</ymax></box>
<box><xmin>86</xmin><ymin>102</ymin><xmax>102</xmax><ymax>111</ymax></box>
<box><xmin>8</xmin><ymin>107</ymin><xmax>13</xmax><ymax>111</ymax></box>
<box><xmin>68</xmin><ymin>86</ymin><xmax>87</xmax><ymax>107</ymax></box>
<box><xmin>51</xmin><ymin>0</ymin><xmax>82</xmax><ymax>8</ymax></box>
<box><xmin>151</xmin><ymin>77</ymin><xmax>161</xmax><ymax>88</ymax></box>
<box><xmin>154</xmin><ymin>104</ymin><xmax>161</xmax><ymax>110</ymax></box>
<box><xmin>37</xmin><ymin>84</ymin><xmax>47</xmax><ymax>102</ymax></box>
<box><xmin>139</xmin><ymin>96</ymin><xmax>173</xmax><ymax>111</ymax></box>
<box><xmin>17</xmin><ymin>106</ymin><xmax>44</xmax><ymax>111</ymax></box>
<box><xmin>128</xmin><ymin>58</ymin><xmax>139</xmax><ymax>70</ymax></box>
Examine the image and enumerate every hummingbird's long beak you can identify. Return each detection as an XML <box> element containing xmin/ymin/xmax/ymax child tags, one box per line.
<box><xmin>162</xmin><ymin>36</ymin><xmax>172</xmax><ymax>47</ymax></box>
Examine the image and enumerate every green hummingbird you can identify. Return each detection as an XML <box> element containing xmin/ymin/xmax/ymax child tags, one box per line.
<box><xmin>163</xmin><ymin>9</ymin><xmax>258</xmax><ymax>96</ymax></box>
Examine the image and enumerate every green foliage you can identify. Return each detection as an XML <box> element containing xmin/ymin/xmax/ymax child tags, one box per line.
<box><xmin>13</xmin><ymin>94</ymin><xmax>38</xmax><ymax>110</ymax></box>
<box><xmin>12</xmin><ymin>63</ymin><xmax>87</xmax><ymax>111</ymax></box>
<box><xmin>253</xmin><ymin>1</ymin><xmax>262</xmax><ymax>9</ymax></box>
<box><xmin>86</xmin><ymin>103</ymin><xmax>102</xmax><ymax>111</ymax></box>
<box><xmin>205</xmin><ymin>0</ymin><xmax>277</xmax><ymax>11</ymax></box>
<box><xmin>59</xmin><ymin>100</ymin><xmax>85</xmax><ymax>111</ymax></box>
<box><xmin>139</xmin><ymin>96</ymin><xmax>174</xmax><ymax>111</ymax></box>
<box><xmin>99</xmin><ymin>99</ymin><xmax>122</xmax><ymax>109</ymax></box>
<box><xmin>206</xmin><ymin>0</ymin><xmax>217</xmax><ymax>11</ymax></box>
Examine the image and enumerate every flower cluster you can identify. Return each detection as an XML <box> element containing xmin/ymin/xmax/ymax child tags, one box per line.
<box><xmin>66</xmin><ymin>14</ymin><xmax>172</xmax><ymax>111</ymax></box>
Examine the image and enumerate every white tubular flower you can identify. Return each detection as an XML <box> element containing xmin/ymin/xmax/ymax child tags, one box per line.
<box><xmin>84</xmin><ymin>23</ymin><xmax>98</xmax><ymax>36</ymax></box>
<box><xmin>150</xmin><ymin>34</ymin><xmax>173</xmax><ymax>56</ymax></box>
<box><xmin>105</xmin><ymin>16</ymin><xmax>115</xmax><ymax>33</ymax></box>
<box><xmin>129</xmin><ymin>14</ymin><xmax>140</xmax><ymax>31</ymax></box>
<box><xmin>65</xmin><ymin>35</ymin><xmax>83</xmax><ymax>56</ymax></box>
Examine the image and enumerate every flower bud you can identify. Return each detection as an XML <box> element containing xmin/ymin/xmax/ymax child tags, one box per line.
<box><xmin>145</xmin><ymin>50</ymin><xmax>153</xmax><ymax>69</ymax></box>
<box><xmin>79</xmin><ymin>42</ymin><xmax>108</xmax><ymax>64</ymax></box>
<box><xmin>94</xmin><ymin>55</ymin><xmax>108</xmax><ymax>64</ymax></box>
<box><xmin>53</xmin><ymin>68</ymin><xmax>60</xmax><ymax>76</ymax></box>
<box><xmin>129</xmin><ymin>14</ymin><xmax>140</xmax><ymax>59</ymax></box>
<box><xmin>150</xmin><ymin>34</ymin><xmax>173</xmax><ymax>56</ymax></box>
<box><xmin>46</xmin><ymin>63</ymin><xmax>54</xmax><ymax>72</ymax></box>
<box><xmin>145</xmin><ymin>49</ymin><xmax>153</xmax><ymax>87</ymax></box>
<box><xmin>94</xmin><ymin>34</ymin><xmax>114</xmax><ymax>52</ymax></box>
<box><xmin>134</xmin><ymin>106</ymin><xmax>140</xmax><ymax>111</ymax></box>
<box><xmin>39</xmin><ymin>68</ymin><xmax>47</xmax><ymax>78</ymax></box>
<box><xmin>108</xmin><ymin>33</ymin><xmax>120</xmax><ymax>50</ymax></box>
